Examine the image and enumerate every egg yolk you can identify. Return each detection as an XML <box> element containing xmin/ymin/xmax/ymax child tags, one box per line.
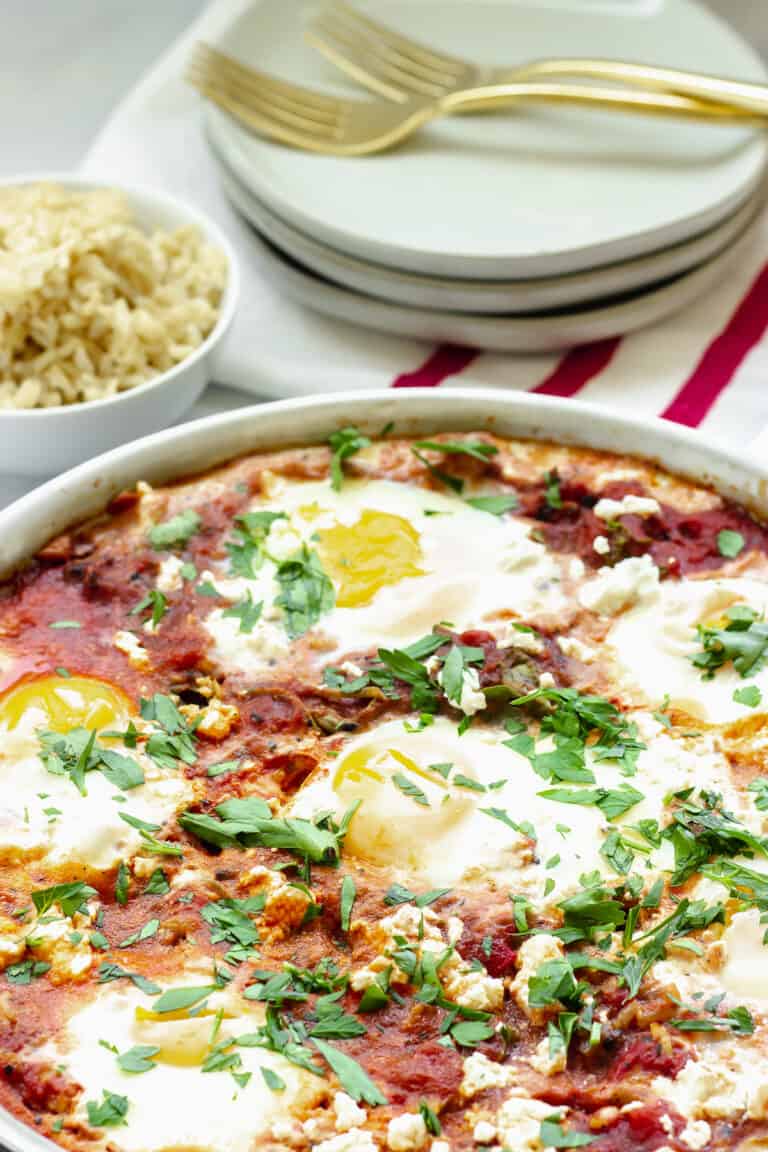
<box><xmin>0</xmin><ymin>675</ymin><xmax>131</xmax><ymax>733</ymax></box>
<box><xmin>334</xmin><ymin>742</ymin><xmax>474</xmax><ymax>869</ymax></box>
<box><xmin>134</xmin><ymin>1006</ymin><xmax>228</xmax><ymax>1067</ymax></box>
<box><xmin>316</xmin><ymin>510</ymin><xmax>424</xmax><ymax>608</ymax></box>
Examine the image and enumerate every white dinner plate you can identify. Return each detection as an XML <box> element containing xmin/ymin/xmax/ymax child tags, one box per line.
<box><xmin>247</xmin><ymin>208</ymin><xmax>761</xmax><ymax>352</ymax></box>
<box><xmin>212</xmin><ymin>143</ymin><xmax>765</xmax><ymax>315</ymax></box>
<box><xmin>207</xmin><ymin>0</ymin><xmax>768</xmax><ymax>278</ymax></box>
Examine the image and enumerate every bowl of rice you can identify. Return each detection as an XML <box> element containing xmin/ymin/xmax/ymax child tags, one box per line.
<box><xmin>0</xmin><ymin>174</ymin><xmax>238</xmax><ymax>476</ymax></box>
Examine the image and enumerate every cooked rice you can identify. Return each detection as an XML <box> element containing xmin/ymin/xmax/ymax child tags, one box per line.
<box><xmin>0</xmin><ymin>182</ymin><xmax>227</xmax><ymax>409</ymax></box>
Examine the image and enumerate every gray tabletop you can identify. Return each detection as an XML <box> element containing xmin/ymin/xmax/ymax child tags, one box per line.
<box><xmin>0</xmin><ymin>0</ymin><xmax>764</xmax><ymax>177</ymax></box>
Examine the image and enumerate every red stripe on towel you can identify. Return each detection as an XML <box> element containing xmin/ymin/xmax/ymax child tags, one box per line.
<box><xmin>391</xmin><ymin>344</ymin><xmax>478</xmax><ymax>388</ymax></box>
<box><xmin>662</xmin><ymin>262</ymin><xmax>768</xmax><ymax>427</ymax></box>
<box><xmin>532</xmin><ymin>337</ymin><xmax>621</xmax><ymax>397</ymax></box>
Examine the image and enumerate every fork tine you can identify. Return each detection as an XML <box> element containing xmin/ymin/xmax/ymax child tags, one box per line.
<box><xmin>321</xmin><ymin>1</ymin><xmax>468</xmax><ymax>80</ymax></box>
<box><xmin>190</xmin><ymin>79</ymin><xmax>336</xmax><ymax>153</ymax></box>
<box><xmin>307</xmin><ymin>14</ymin><xmax>449</xmax><ymax>99</ymax></box>
<box><xmin>191</xmin><ymin>43</ymin><xmax>341</xmax><ymax>120</ymax></box>
<box><xmin>187</xmin><ymin>61</ymin><xmax>338</xmax><ymax>139</ymax></box>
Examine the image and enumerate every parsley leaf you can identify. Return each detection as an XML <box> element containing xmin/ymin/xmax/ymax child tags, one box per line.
<box><xmin>149</xmin><ymin>510</ymin><xmax>200</xmax><ymax>551</ymax></box>
<box><xmin>540</xmin><ymin>1117</ymin><xmax>595</xmax><ymax>1148</ymax></box>
<box><xmin>413</xmin><ymin>439</ymin><xmax>498</xmax><ymax>462</ymax></box>
<box><xmin>86</xmin><ymin>1091</ymin><xmax>130</xmax><ymax>1128</ymax></box>
<box><xmin>329</xmin><ymin>426</ymin><xmax>371</xmax><ymax>490</ymax></box>
<box><xmin>226</xmin><ymin>510</ymin><xmax>286</xmax><ymax>578</ymax></box>
<box><xmin>312</xmin><ymin>1038</ymin><xmax>387</xmax><ymax>1105</ymax></box>
<box><xmin>130</xmin><ymin>589</ymin><xmax>167</xmax><ymax>629</ymax></box>
<box><xmin>340</xmin><ymin>876</ymin><xmax>356</xmax><ymax>933</ymax></box>
<box><xmin>180</xmin><ymin>796</ymin><xmax>349</xmax><ymax>865</ymax></box>
<box><xmin>117</xmin><ymin>1046</ymin><xmax>159</xmax><ymax>1074</ymax></box>
<box><xmin>692</xmin><ymin>605</ymin><xmax>768</xmax><ymax>679</ymax></box>
<box><xmin>32</xmin><ymin>881</ymin><xmax>96</xmax><ymax>918</ymax></box>
<box><xmin>275</xmin><ymin>546</ymin><xmax>334</xmax><ymax>638</ymax></box>
<box><xmin>717</xmin><ymin>529</ymin><xmax>745</xmax><ymax>558</ymax></box>
<box><xmin>465</xmin><ymin>493</ymin><xmax>518</xmax><ymax>516</ymax></box>
<box><xmin>392</xmin><ymin>772</ymin><xmax>430</xmax><ymax>807</ymax></box>
<box><xmin>544</xmin><ymin>471</ymin><xmax>563</xmax><ymax>510</ymax></box>
<box><xmin>449</xmin><ymin>1020</ymin><xmax>495</xmax><ymax>1048</ymax></box>
<box><xmin>539</xmin><ymin>784</ymin><xmax>643</xmax><ymax>821</ymax></box>
<box><xmin>734</xmin><ymin>684</ymin><xmax>762</xmax><ymax>707</ymax></box>
<box><xmin>222</xmin><ymin>591</ymin><xmax>263</xmax><ymax>634</ymax></box>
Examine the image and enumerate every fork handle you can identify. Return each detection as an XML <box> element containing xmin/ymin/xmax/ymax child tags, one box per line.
<box><xmin>442</xmin><ymin>81</ymin><xmax>761</xmax><ymax>122</ymax></box>
<box><xmin>493</xmin><ymin>59</ymin><xmax>768</xmax><ymax>118</ymax></box>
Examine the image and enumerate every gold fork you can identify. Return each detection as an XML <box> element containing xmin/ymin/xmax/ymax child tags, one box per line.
<box><xmin>187</xmin><ymin>44</ymin><xmax>754</xmax><ymax>159</ymax></box>
<box><xmin>307</xmin><ymin>0</ymin><xmax>768</xmax><ymax>116</ymax></box>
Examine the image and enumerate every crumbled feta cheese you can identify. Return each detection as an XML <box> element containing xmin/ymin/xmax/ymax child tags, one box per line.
<box><xmin>680</xmin><ymin>1121</ymin><xmax>712</xmax><ymax>1150</ymax></box>
<box><xmin>180</xmin><ymin>698</ymin><xmax>239</xmax><ymax>740</ymax></box>
<box><xmin>556</xmin><ymin>635</ymin><xmax>595</xmax><ymax>663</ymax></box>
<box><xmin>316</xmin><ymin>1130</ymin><xmax>378</xmax><ymax>1152</ymax></box>
<box><xmin>578</xmin><ymin>555</ymin><xmax>660</xmax><ymax>616</ymax></box>
<box><xmin>496</xmin><ymin>1095</ymin><xmax>561</xmax><ymax>1152</ymax></box>
<box><xmin>511</xmin><ymin>934</ymin><xmax>565</xmax><ymax>1021</ymax></box>
<box><xmin>538</xmin><ymin>671</ymin><xmax>556</xmax><ymax>689</ymax></box>
<box><xmin>439</xmin><ymin>664</ymin><xmax>486</xmax><ymax>716</ymax></box>
<box><xmin>530</xmin><ymin>1035</ymin><xmax>566</xmax><ymax>1076</ymax></box>
<box><xmin>473</xmin><ymin>1120</ymin><xmax>496</xmax><ymax>1144</ymax></box>
<box><xmin>265</xmin><ymin>517</ymin><xmax>303</xmax><ymax>561</ymax></box>
<box><xmin>653</xmin><ymin>1043</ymin><xmax>768</xmax><ymax>1121</ymax></box>
<box><xmin>460</xmin><ymin>1052</ymin><xmax>515</xmax><ymax>1099</ymax></box>
<box><xmin>334</xmin><ymin>1092</ymin><xmax>367</xmax><ymax>1133</ymax></box>
<box><xmin>430</xmin><ymin>1143</ymin><xmax>450</xmax><ymax>1152</ymax></box>
<box><xmin>0</xmin><ymin>916</ymin><xmax>26</xmax><ymax>970</ymax></box>
<box><xmin>442</xmin><ymin>966</ymin><xmax>504</xmax><ymax>1013</ymax></box>
<box><xmin>594</xmin><ymin>495</ymin><xmax>660</xmax><ymax>521</ymax></box>
<box><xmin>501</xmin><ymin>536</ymin><xmax>548</xmax><ymax>572</ymax></box>
<box><xmin>156</xmin><ymin>554</ymin><xmax>186</xmax><ymax>592</ymax></box>
<box><xmin>387</xmin><ymin>1112</ymin><xmax>428</xmax><ymax>1151</ymax></box>
<box><xmin>113</xmin><ymin>629</ymin><xmax>150</xmax><ymax>669</ymax></box>
<box><xmin>592</xmin><ymin>535</ymin><xmax>610</xmax><ymax>555</ymax></box>
<box><xmin>568</xmin><ymin>557</ymin><xmax>585</xmax><ymax>580</ymax></box>
<box><xmin>339</xmin><ymin>660</ymin><xmax>364</xmax><ymax>679</ymax></box>
<box><xmin>495</xmin><ymin>624</ymin><xmax>544</xmax><ymax>655</ymax></box>
<box><xmin>27</xmin><ymin>911</ymin><xmax>96</xmax><ymax>983</ymax></box>
<box><xmin>270</xmin><ymin>1118</ymin><xmax>307</xmax><ymax>1147</ymax></box>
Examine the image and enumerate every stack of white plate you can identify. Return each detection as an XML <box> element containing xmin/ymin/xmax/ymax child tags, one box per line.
<box><xmin>205</xmin><ymin>0</ymin><xmax>768</xmax><ymax>352</ymax></box>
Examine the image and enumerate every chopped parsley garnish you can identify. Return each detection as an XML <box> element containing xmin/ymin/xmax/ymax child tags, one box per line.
<box><xmin>97</xmin><ymin>963</ymin><xmax>161</xmax><ymax>995</ymax></box>
<box><xmin>38</xmin><ymin>728</ymin><xmax>144</xmax><ymax>794</ymax></box>
<box><xmin>130</xmin><ymin>589</ymin><xmax>167</xmax><ymax>629</ymax></box>
<box><xmin>117</xmin><ymin>1045</ymin><xmax>160</xmax><ymax>1074</ymax></box>
<box><xmin>6</xmin><ymin>960</ymin><xmax>51</xmax><ymax>985</ymax></box>
<box><xmin>260</xmin><ymin>1066</ymin><xmax>286</xmax><ymax>1092</ymax></box>
<box><xmin>201</xmin><ymin>897</ymin><xmax>264</xmax><ymax>964</ymax></box>
<box><xmin>539</xmin><ymin>784</ymin><xmax>644</xmax><ymax>821</ymax></box>
<box><xmin>392</xmin><ymin>772</ymin><xmax>430</xmax><ymax>807</ymax></box>
<box><xmin>144</xmin><ymin>868</ymin><xmax>170</xmax><ymax>895</ymax></box>
<box><xmin>669</xmin><ymin>1005</ymin><xmax>754</xmax><ymax>1035</ymax></box>
<box><xmin>505</xmin><ymin>686</ymin><xmax>644</xmax><ymax>783</ymax></box>
<box><xmin>340</xmin><ymin>876</ymin><xmax>356</xmax><ymax>932</ymax></box>
<box><xmin>383</xmin><ymin>884</ymin><xmax>451</xmax><ymax>908</ymax></box>
<box><xmin>419</xmin><ymin>1100</ymin><xmax>441</xmax><ymax>1135</ymax></box>
<box><xmin>692</xmin><ymin>604</ymin><xmax>768</xmax><ymax>679</ymax></box>
<box><xmin>32</xmin><ymin>881</ymin><xmax>96</xmax><ymax>918</ymax></box>
<box><xmin>465</xmin><ymin>493</ymin><xmax>518</xmax><ymax>516</ymax></box>
<box><xmin>49</xmin><ymin>619</ymin><xmax>81</xmax><ymax>630</ymax></box>
<box><xmin>139</xmin><ymin>694</ymin><xmax>197</xmax><ymax>771</ymax></box>
<box><xmin>662</xmin><ymin>790</ymin><xmax>768</xmax><ymax>885</ymax></box>
<box><xmin>222</xmin><ymin>591</ymin><xmax>263</xmax><ymax>634</ymax></box>
<box><xmin>275</xmin><ymin>546</ymin><xmax>335</xmax><ymax>639</ymax></box>
<box><xmin>207</xmin><ymin>759</ymin><xmax>243</xmax><ymax>779</ymax></box>
<box><xmin>149</xmin><ymin>509</ymin><xmax>200</xmax><ymax>551</ymax></box>
<box><xmin>226</xmin><ymin>510</ymin><xmax>286</xmax><ymax>578</ymax></box>
<box><xmin>115</xmin><ymin>861</ymin><xmax>130</xmax><ymax>906</ymax></box>
<box><xmin>329</xmin><ymin>426</ymin><xmax>371</xmax><ymax>490</ymax></box>
<box><xmin>86</xmin><ymin>1091</ymin><xmax>130</xmax><ymax>1128</ymax></box>
<box><xmin>449</xmin><ymin>1020</ymin><xmax>495</xmax><ymax>1047</ymax></box>
<box><xmin>540</xmin><ymin>1116</ymin><xmax>595</xmax><ymax>1148</ymax></box>
<box><xmin>152</xmin><ymin>985</ymin><xmax>219</xmax><ymax>1014</ymax></box>
<box><xmin>311</xmin><ymin>1038</ymin><xmax>387</xmax><ymax>1105</ymax></box>
<box><xmin>544</xmin><ymin>471</ymin><xmax>563</xmax><ymax>510</ymax></box>
<box><xmin>717</xmin><ymin>529</ymin><xmax>745</xmax><ymax>558</ymax></box>
<box><xmin>734</xmin><ymin>684</ymin><xmax>762</xmax><ymax>707</ymax></box>
<box><xmin>414</xmin><ymin>439</ymin><xmax>498</xmax><ymax>461</ymax></box>
<box><xmin>180</xmin><ymin>795</ymin><xmax>356</xmax><ymax>866</ymax></box>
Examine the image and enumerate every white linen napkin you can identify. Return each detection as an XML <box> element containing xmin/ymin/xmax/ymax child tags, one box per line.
<box><xmin>82</xmin><ymin>0</ymin><xmax>768</xmax><ymax>445</ymax></box>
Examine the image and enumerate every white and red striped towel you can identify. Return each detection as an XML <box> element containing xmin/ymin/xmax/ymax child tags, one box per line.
<box><xmin>83</xmin><ymin>0</ymin><xmax>768</xmax><ymax>446</ymax></box>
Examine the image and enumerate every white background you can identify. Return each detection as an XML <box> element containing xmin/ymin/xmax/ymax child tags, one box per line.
<box><xmin>0</xmin><ymin>0</ymin><xmax>765</xmax><ymax>176</ymax></box>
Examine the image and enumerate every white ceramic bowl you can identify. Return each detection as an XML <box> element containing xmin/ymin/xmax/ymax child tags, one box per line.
<box><xmin>0</xmin><ymin>173</ymin><xmax>239</xmax><ymax>477</ymax></box>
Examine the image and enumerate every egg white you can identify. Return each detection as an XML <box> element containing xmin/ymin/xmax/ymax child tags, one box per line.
<box><xmin>37</xmin><ymin>975</ymin><xmax>324</xmax><ymax>1152</ymax></box>
<box><xmin>0</xmin><ymin>696</ymin><xmax>192</xmax><ymax>870</ymax></box>
<box><xmin>284</xmin><ymin>713</ymin><xmax>743</xmax><ymax>907</ymax></box>
<box><xmin>203</xmin><ymin>477</ymin><xmax>566</xmax><ymax>675</ymax></box>
<box><xmin>606</xmin><ymin>576</ymin><xmax>768</xmax><ymax>723</ymax></box>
